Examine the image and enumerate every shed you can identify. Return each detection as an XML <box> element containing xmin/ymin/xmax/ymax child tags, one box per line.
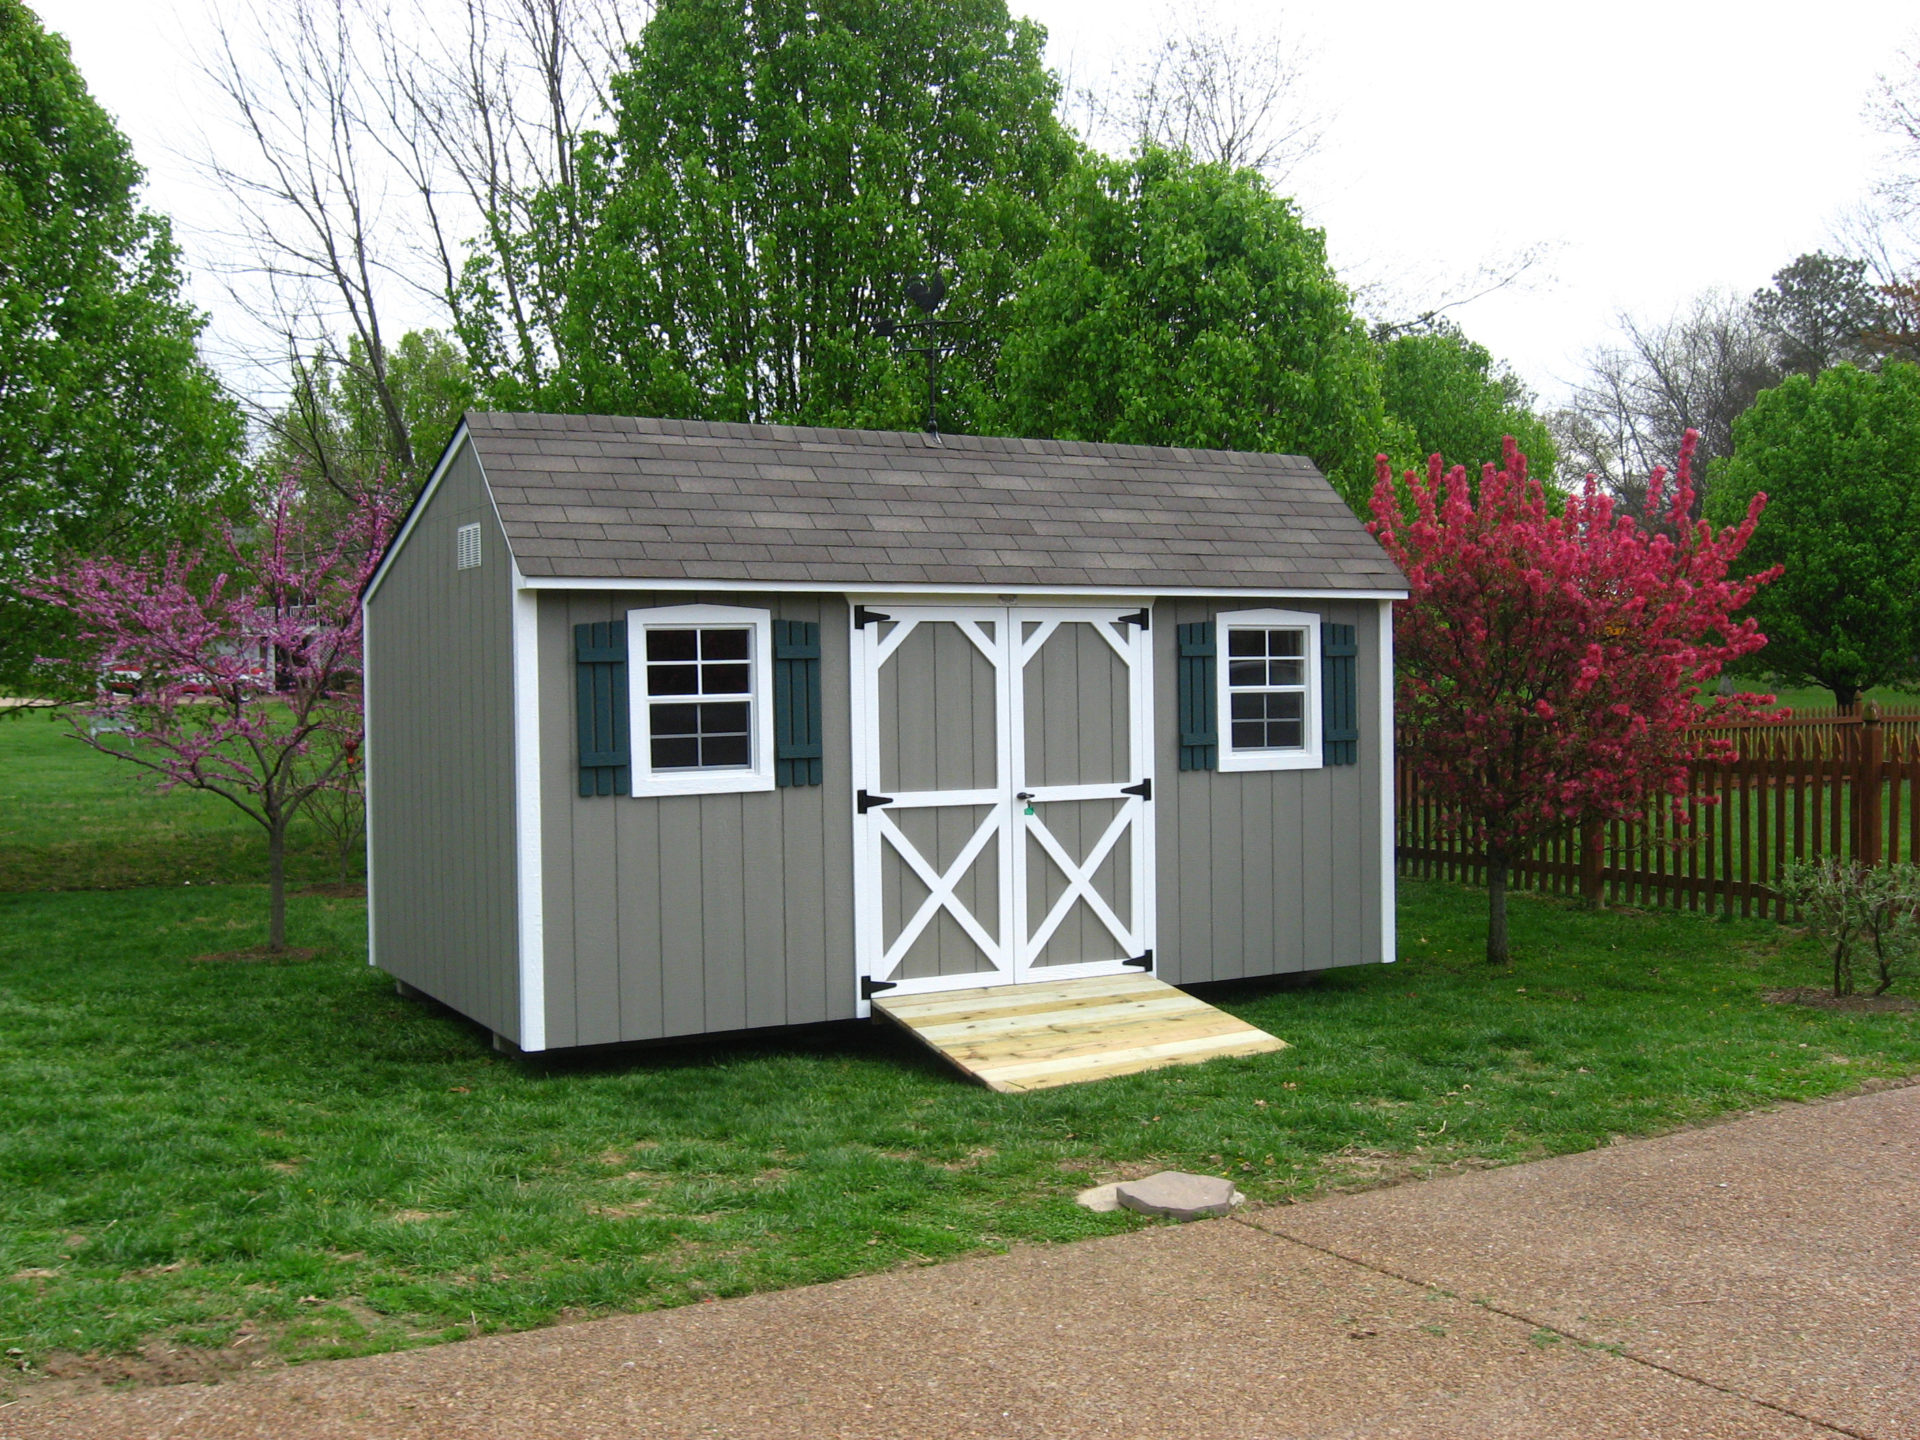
<box><xmin>361</xmin><ymin>412</ymin><xmax>1407</xmax><ymax>1053</ymax></box>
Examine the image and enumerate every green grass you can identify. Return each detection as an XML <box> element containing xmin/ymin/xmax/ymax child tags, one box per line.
<box><xmin>1716</xmin><ymin>681</ymin><xmax>1920</xmax><ymax>713</ymax></box>
<box><xmin>2</xmin><ymin>876</ymin><xmax>1916</xmax><ymax>1387</ymax></box>
<box><xmin>0</xmin><ymin>709</ymin><xmax>343</xmax><ymax>892</ymax></box>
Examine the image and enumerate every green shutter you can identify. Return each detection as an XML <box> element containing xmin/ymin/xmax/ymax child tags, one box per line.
<box><xmin>1177</xmin><ymin>622</ymin><xmax>1217</xmax><ymax>772</ymax></box>
<box><xmin>773</xmin><ymin>619</ymin><xmax>823</xmax><ymax>787</ymax></box>
<box><xmin>1321</xmin><ymin>622</ymin><xmax>1359</xmax><ymax>765</ymax></box>
<box><xmin>575</xmin><ymin>621</ymin><xmax>630</xmax><ymax>797</ymax></box>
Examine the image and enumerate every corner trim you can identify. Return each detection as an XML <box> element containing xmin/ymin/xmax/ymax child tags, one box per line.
<box><xmin>512</xmin><ymin>565</ymin><xmax>548</xmax><ymax>1050</ymax></box>
<box><xmin>1378</xmin><ymin>598</ymin><xmax>1397</xmax><ymax>966</ymax></box>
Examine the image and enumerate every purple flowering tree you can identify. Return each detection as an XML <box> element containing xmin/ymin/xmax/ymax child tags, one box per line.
<box><xmin>29</xmin><ymin>479</ymin><xmax>397</xmax><ymax>951</ymax></box>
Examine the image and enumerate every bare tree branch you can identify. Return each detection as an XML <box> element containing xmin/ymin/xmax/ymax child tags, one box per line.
<box><xmin>1071</xmin><ymin>3</ymin><xmax>1324</xmax><ymax>184</ymax></box>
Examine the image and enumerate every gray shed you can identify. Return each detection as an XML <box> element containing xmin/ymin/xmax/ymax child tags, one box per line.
<box><xmin>361</xmin><ymin>412</ymin><xmax>1407</xmax><ymax>1053</ymax></box>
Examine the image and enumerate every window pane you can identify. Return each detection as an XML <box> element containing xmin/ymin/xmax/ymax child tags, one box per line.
<box><xmin>704</xmin><ymin>662</ymin><xmax>751</xmax><ymax>694</ymax></box>
<box><xmin>647</xmin><ymin>629</ymin><xmax>698</xmax><ymax>662</ymax></box>
<box><xmin>1269</xmin><ymin>629</ymin><xmax>1304</xmax><ymax>657</ymax></box>
<box><xmin>701</xmin><ymin>734</ymin><xmax>750</xmax><ymax>767</ymax></box>
<box><xmin>651</xmin><ymin>703</ymin><xmax>699</xmax><ymax>736</ymax></box>
<box><xmin>1267</xmin><ymin>691</ymin><xmax>1303</xmax><ymax>721</ymax></box>
<box><xmin>700</xmin><ymin>701</ymin><xmax>750</xmax><ymax>734</ymax></box>
<box><xmin>1227</xmin><ymin>659</ymin><xmax>1268</xmax><ymax>687</ymax></box>
<box><xmin>647</xmin><ymin>664</ymin><xmax>699</xmax><ymax>696</ymax></box>
<box><xmin>1229</xmin><ymin>693</ymin><xmax>1267</xmax><ymax>720</ymax></box>
<box><xmin>1227</xmin><ymin>629</ymin><xmax>1263</xmax><ymax>657</ymax></box>
<box><xmin>701</xmin><ymin>629</ymin><xmax>749</xmax><ymax>660</ymax></box>
<box><xmin>1268</xmin><ymin>658</ymin><xmax>1305</xmax><ymax>687</ymax></box>
<box><xmin>1268</xmin><ymin>718</ymin><xmax>1303</xmax><ymax>748</ymax></box>
<box><xmin>651</xmin><ymin>736</ymin><xmax>699</xmax><ymax>769</ymax></box>
<box><xmin>1231</xmin><ymin>721</ymin><xmax>1267</xmax><ymax>749</ymax></box>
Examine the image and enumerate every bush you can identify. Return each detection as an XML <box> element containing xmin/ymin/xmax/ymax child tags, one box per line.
<box><xmin>1779</xmin><ymin>860</ymin><xmax>1920</xmax><ymax>997</ymax></box>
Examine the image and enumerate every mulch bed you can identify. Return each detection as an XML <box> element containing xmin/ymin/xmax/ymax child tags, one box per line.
<box><xmin>187</xmin><ymin>946</ymin><xmax>320</xmax><ymax>965</ymax></box>
<box><xmin>1762</xmin><ymin>986</ymin><xmax>1918</xmax><ymax>1014</ymax></box>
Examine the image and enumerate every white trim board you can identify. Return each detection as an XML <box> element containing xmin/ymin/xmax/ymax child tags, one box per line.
<box><xmin>511</xmin><ymin>563</ymin><xmax>548</xmax><ymax>1051</ymax></box>
<box><xmin>522</xmin><ymin>576</ymin><xmax>1408</xmax><ymax>601</ymax></box>
<box><xmin>1378</xmin><ymin>597</ymin><xmax>1397</xmax><ymax>967</ymax></box>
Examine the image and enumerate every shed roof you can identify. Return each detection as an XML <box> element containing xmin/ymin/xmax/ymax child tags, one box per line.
<box><xmin>461</xmin><ymin>411</ymin><xmax>1405</xmax><ymax>593</ymax></box>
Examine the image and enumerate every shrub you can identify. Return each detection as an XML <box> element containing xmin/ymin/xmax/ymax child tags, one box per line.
<box><xmin>1779</xmin><ymin>860</ymin><xmax>1920</xmax><ymax>997</ymax></box>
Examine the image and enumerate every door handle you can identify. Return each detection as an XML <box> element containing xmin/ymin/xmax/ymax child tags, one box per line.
<box><xmin>1015</xmin><ymin>791</ymin><xmax>1035</xmax><ymax>801</ymax></box>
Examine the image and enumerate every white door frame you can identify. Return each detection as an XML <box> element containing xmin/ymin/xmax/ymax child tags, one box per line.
<box><xmin>852</xmin><ymin>603</ymin><xmax>1156</xmax><ymax>1013</ymax></box>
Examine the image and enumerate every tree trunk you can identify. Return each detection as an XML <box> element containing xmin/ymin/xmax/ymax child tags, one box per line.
<box><xmin>1487</xmin><ymin>853</ymin><xmax>1511</xmax><ymax>964</ymax></box>
<box><xmin>1832</xmin><ymin>681</ymin><xmax>1861</xmax><ymax>711</ymax></box>
<box><xmin>267</xmin><ymin>819</ymin><xmax>287</xmax><ymax>953</ymax></box>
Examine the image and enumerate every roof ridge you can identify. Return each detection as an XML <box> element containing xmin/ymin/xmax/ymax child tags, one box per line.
<box><xmin>463</xmin><ymin>409</ymin><xmax>1319</xmax><ymax>471</ymax></box>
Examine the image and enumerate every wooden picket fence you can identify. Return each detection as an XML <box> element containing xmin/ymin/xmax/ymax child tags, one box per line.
<box><xmin>1396</xmin><ymin>710</ymin><xmax>1920</xmax><ymax>919</ymax></box>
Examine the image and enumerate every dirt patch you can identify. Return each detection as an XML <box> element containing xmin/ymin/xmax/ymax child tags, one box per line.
<box><xmin>300</xmin><ymin>882</ymin><xmax>366</xmax><ymax>898</ymax></box>
<box><xmin>6</xmin><ymin>1336</ymin><xmax>284</xmax><ymax>1407</ymax></box>
<box><xmin>387</xmin><ymin>1209</ymin><xmax>453</xmax><ymax>1224</ymax></box>
<box><xmin>1762</xmin><ymin>986</ymin><xmax>1919</xmax><ymax>1014</ymax></box>
<box><xmin>186</xmin><ymin>946</ymin><xmax>320</xmax><ymax>965</ymax></box>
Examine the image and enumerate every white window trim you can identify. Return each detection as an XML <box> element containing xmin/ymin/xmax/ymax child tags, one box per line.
<box><xmin>627</xmin><ymin>603</ymin><xmax>775</xmax><ymax>797</ymax></box>
<box><xmin>1216</xmin><ymin>607</ymin><xmax>1322</xmax><ymax>772</ymax></box>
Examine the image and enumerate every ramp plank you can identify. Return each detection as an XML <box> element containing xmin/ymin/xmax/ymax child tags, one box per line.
<box><xmin>873</xmin><ymin>975</ymin><xmax>1287</xmax><ymax>1092</ymax></box>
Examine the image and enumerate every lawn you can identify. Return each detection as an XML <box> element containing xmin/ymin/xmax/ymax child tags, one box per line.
<box><xmin>2</xmin><ymin>873</ymin><xmax>1917</xmax><ymax>1393</ymax></box>
<box><xmin>0</xmin><ymin>708</ymin><xmax>344</xmax><ymax>892</ymax></box>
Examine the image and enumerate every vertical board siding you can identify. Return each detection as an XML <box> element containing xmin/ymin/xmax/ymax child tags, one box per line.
<box><xmin>365</xmin><ymin>443</ymin><xmax>521</xmax><ymax>1038</ymax></box>
<box><xmin>1157</xmin><ymin>599</ymin><xmax>1385</xmax><ymax>985</ymax></box>
<box><xmin>538</xmin><ymin>589</ymin><xmax>857</xmax><ymax>1045</ymax></box>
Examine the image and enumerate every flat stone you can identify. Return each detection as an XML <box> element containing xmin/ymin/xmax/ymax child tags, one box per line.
<box><xmin>1114</xmin><ymin>1170</ymin><xmax>1242</xmax><ymax>1221</ymax></box>
<box><xmin>1074</xmin><ymin>1182</ymin><xmax>1123</xmax><ymax>1213</ymax></box>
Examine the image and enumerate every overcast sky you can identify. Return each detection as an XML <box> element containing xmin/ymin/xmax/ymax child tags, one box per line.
<box><xmin>33</xmin><ymin>0</ymin><xmax>1920</xmax><ymax>411</ymax></box>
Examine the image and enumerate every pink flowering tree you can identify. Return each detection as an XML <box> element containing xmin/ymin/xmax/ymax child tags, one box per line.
<box><xmin>1368</xmin><ymin>432</ymin><xmax>1781</xmax><ymax>963</ymax></box>
<box><xmin>29</xmin><ymin>479</ymin><xmax>398</xmax><ymax>952</ymax></box>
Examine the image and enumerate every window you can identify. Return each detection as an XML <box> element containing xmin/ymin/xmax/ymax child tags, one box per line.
<box><xmin>628</xmin><ymin>604</ymin><xmax>774</xmax><ymax>796</ymax></box>
<box><xmin>1216</xmin><ymin>608</ymin><xmax>1320</xmax><ymax>772</ymax></box>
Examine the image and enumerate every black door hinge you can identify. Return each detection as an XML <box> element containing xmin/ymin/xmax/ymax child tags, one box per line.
<box><xmin>1120</xmin><ymin>608</ymin><xmax>1150</xmax><ymax>630</ymax></box>
<box><xmin>861</xmin><ymin>976</ymin><xmax>899</xmax><ymax>1000</ymax></box>
<box><xmin>1120</xmin><ymin>778</ymin><xmax>1152</xmax><ymax>801</ymax></box>
<box><xmin>857</xmin><ymin>789</ymin><xmax>895</xmax><ymax>814</ymax></box>
<box><xmin>1123</xmin><ymin>949</ymin><xmax>1154</xmax><ymax>970</ymax></box>
<box><xmin>853</xmin><ymin>605</ymin><xmax>891</xmax><ymax>629</ymax></box>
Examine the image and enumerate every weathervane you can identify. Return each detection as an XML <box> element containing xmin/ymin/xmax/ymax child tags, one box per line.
<box><xmin>873</xmin><ymin>273</ymin><xmax>966</xmax><ymax>441</ymax></box>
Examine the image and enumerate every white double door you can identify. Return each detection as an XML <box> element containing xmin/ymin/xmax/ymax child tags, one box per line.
<box><xmin>852</xmin><ymin>605</ymin><xmax>1155</xmax><ymax>1005</ymax></box>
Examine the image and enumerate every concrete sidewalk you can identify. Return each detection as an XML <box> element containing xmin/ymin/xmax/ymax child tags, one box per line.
<box><xmin>5</xmin><ymin>1086</ymin><xmax>1915</xmax><ymax>1440</ymax></box>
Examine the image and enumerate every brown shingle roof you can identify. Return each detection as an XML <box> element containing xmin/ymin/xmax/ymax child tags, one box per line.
<box><xmin>463</xmin><ymin>412</ymin><xmax>1406</xmax><ymax>592</ymax></box>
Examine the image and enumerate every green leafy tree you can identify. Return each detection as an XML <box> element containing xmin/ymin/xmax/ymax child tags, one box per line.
<box><xmin>468</xmin><ymin>0</ymin><xmax>1077</xmax><ymax>432</ymax></box>
<box><xmin>0</xmin><ymin>2</ymin><xmax>243</xmax><ymax>687</ymax></box>
<box><xmin>1710</xmin><ymin>362</ymin><xmax>1920</xmax><ymax>707</ymax></box>
<box><xmin>989</xmin><ymin>147</ymin><xmax>1401</xmax><ymax>506</ymax></box>
<box><xmin>1751</xmin><ymin>252</ymin><xmax>1892</xmax><ymax>379</ymax></box>
<box><xmin>1377</xmin><ymin>322</ymin><xmax>1556</xmax><ymax>482</ymax></box>
<box><xmin>259</xmin><ymin>330</ymin><xmax>475</xmax><ymax>503</ymax></box>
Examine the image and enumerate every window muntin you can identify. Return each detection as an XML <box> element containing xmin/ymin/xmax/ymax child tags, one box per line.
<box><xmin>628</xmin><ymin>605</ymin><xmax>774</xmax><ymax>795</ymax></box>
<box><xmin>1215</xmin><ymin>608</ymin><xmax>1322</xmax><ymax>772</ymax></box>
<box><xmin>1227</xmin><ymin>627</ymin><xmax>1307</xmax><ymax>751</ymax></box>
<box><xmin>644</xmin><ymin>627</ymin><xmax>754</xmax><ymax>770</ymax></box>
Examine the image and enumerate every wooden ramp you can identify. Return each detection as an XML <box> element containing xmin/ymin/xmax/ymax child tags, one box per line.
<box><xmin>872</xmin><ymin>973</ymin><xmax>1287</xmax><ymax>1093</ymax></box>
